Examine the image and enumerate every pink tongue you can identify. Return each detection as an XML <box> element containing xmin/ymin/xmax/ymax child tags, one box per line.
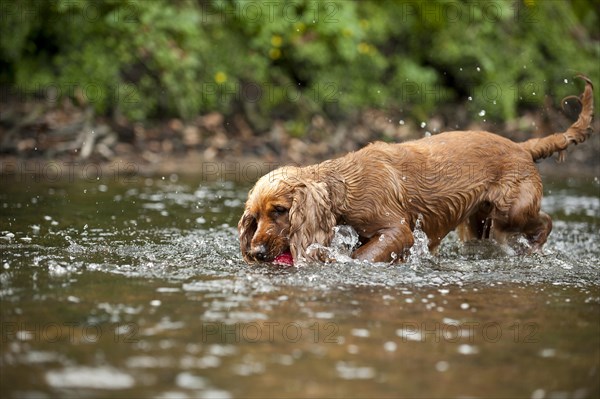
<box><xmin>273</xmin><ymin>251</ymin><xmax>294</xmax><ymax>266</ymax></box>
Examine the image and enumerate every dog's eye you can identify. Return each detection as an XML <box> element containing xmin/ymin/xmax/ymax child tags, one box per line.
<box><xmin>273</xmin><ymin>206</ymin><xmax>288</xmax><ymax>215</ymax></box>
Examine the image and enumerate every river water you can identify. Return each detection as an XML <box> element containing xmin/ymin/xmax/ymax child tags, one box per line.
<box><xmin>1</xmin><ymin>168</ymin><xmax>598</xmax><ymax>398</ymax></box>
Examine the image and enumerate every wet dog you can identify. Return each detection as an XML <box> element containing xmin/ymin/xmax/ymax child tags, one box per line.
<box><xmin>238</xmin><ymin>76</ymin><xmax>594</xmax><ymax>264</ymax></box>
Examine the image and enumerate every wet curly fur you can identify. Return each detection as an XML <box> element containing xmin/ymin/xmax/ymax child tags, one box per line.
<box><xmin>239</xmin><ymin>76</ymin><xmax>594</xmax><ymax>264</ymax></box>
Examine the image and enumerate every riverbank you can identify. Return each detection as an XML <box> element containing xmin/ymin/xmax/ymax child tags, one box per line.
<box><xmin>1</xmin><ymin>99</ymin><xmax>599</xmax><ymax>182</ymax></box>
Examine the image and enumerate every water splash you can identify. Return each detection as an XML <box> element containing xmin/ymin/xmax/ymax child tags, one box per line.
<box><xmin>306</xmin><ymin>225</ymin><xmax>359</xmax><ymax>263</ymax></box>
<box><xmin>2</xmin><ymin>178</ymin><xmax>598</xmax><ymax>297</ymax></box>
<box><xmin>330</xmin><ymin>225</ymin><xmax>360</xmax><ymax>254</ymax></box>
<box><xmin>407</xmin><ymin>215</ymin><xmax>433</xmax><ymax>267</ymax></box>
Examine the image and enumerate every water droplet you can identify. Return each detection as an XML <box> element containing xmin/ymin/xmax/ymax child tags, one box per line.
<box><xmin>539</xmin><ymin>348</ymin><xmax>556</xmax><ymax>358</ymax></box>
<box><xmin>435</xmin><ymin>361</ymin><xmax>449</xmax><ymax>372</ymax></box>
<box><xmin>457</xmin><ymin>344</ymin><xmax>479</xmax><ymax>355</ymax></box>
<box><xmin>478</xmin><ymin>110</ymin><xmax>486</xmax><ymax>117</ymax></box>
<box><xmin>531</xmin><ymin>389</ymin><xmax>546</xmax><ymax>399</ymax></box>
<box><xmin>384</xmin><ymin>341</ymin><xmax>397</xmax><ymax>352</ymax></box>
<box><xmin>351</xmin><ymin>328</ymin><xmax>370</xmax><ymax>338</ymax></box>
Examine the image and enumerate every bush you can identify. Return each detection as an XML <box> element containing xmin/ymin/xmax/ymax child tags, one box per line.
<box><xmin>1</xmin><ymin>0</ymin><xmax>598</xmax><ymax>126</ymax></box>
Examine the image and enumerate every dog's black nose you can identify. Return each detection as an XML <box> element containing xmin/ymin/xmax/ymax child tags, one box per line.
<box><xmin>250</xmin><ymin>244</ymin><xmax>268</xmax><ymax>261</ymax></box>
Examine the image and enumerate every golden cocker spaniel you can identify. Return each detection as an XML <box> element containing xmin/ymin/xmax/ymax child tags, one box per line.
<box><xmin>238</xmin><ymin>76</ymin><xmax>594</xmax><ymax>265</ymax></box>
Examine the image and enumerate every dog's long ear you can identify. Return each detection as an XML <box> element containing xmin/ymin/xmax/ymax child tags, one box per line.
<box><xmin>238</xmin><ymin>210</ymin><xmax>257</xmax><ymax>263</ymax></box>
<box><xmin>288</xmin><ymin>180</ymin><xmax>336</xmax><ymax>262</ymax></box>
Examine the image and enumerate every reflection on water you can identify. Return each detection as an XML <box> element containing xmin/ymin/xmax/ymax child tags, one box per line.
<box><xmin>1</xmin><ymin>174</ymin><xmax>598</xmax><ymax>398</ymax></box>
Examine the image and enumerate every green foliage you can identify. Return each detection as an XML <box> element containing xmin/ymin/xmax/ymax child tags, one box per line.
<box><xmin>1</xmin><ymin>0</ymin><xmax>598</xmax><ymax>124</ymax></box>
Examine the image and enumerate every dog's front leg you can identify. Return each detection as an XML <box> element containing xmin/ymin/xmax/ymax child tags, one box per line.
<box><xmin>352</xmin><ymin>225</ymin><xmax>414</xmax><ymax>263</ymax></box>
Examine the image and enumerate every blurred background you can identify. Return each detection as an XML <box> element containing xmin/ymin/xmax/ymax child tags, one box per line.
<box><xmin>1</xmin><ymin>4</ymin><xmax>599</xmax><ymax>397</ymax></box>
<box><xmin>1</xmin><ymin>0</ymin><xmax>598</xmax><ymax>174</ymax></box>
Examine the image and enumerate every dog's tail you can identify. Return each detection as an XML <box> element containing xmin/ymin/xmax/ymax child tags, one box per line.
<box><xmin>520</xmin><ymin>75</ymin><xmax>594</xmax><ymax>162</ymax></box>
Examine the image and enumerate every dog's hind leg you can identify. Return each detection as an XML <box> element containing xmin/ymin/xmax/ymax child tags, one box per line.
<box><xmin>518</xmin><ymin>211</ymin><xmax>553</xmax><ymax>252</ymax></box>
<box><xmin>489</xmin><ymin>175</ymin><xmax>552</xmax><ymax>253</ymax></box>
<box><xmin>457</xmin><ymin>202</ymin><xmax>494</xmax><ymax>242</ymax></box>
